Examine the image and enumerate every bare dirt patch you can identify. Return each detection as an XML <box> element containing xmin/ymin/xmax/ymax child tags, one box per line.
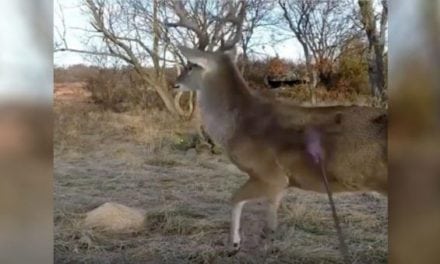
<box><xmin>54</xmin><ymin>82</ymin><xmax>92</xmax><ymax>102</ymax></box>
<box><xmin>54</xmin><ymin>84</ymin><xmax>387</xmax><ymax>263</ymax></box>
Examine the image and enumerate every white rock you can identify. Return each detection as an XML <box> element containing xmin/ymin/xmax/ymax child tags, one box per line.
<box><xmin>84</xmin><ymin>202</ymin><xmax>146</xmax><ymax>233</ymax></box>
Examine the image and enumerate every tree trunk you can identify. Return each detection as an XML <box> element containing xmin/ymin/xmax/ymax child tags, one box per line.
<box><xmin>149</xmin><ymin>0</ymin><xmax>181</xmax><ymax>115</ymax></box>
<box><xmin>374</xmin><ymin>44</ymin><xmax>385</xmax><ymax>96</ymax></box>
<box><xmin>359</xmin><ymin>0</ymin><xmax>386</xmax><ymax>98</ymax></box>
<box><xmin>144</xmin><ymin>75</ymin><xmax>178</xmax><ymax>115</ymax></box>
<box><xmin>367</xmin><ymin>48</ymin><xmax>379</xmax><ymax>97</ymax></box>
<box><xmin>156</xmin><ymin>87</ymin><xmax>178</xmax><ymax>114</ymax></box>
<box><xmin>240</xmin><ymin>43</ymin><xmax>248</xmax><ymax>75</ymax></box>
<box><xmin>303</xmin><ymin>43</ymin><xmax>317</xmax><ymax>104</ymax></box>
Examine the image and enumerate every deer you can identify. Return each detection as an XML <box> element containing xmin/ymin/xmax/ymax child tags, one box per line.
<box><xmin>173</xmin><ymin>45</ymin><xmax>387</xmax><ymax>252</ymax></box>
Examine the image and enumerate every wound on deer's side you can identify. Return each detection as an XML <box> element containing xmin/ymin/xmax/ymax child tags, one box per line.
<box><xmin>305</xmin><ymin>127</ymin><xmax>324</xmax><ymax>164</ymax></box>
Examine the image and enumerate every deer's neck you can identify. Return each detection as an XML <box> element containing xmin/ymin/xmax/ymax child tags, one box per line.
<box><xmin>198</xmin><ymin>68</ymin><xmax>251</xmax><ymax>146</ymax></box>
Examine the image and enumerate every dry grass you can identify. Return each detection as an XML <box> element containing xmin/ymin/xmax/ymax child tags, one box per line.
<box><xmin>54</xmin><ymin>83</ymin><xmax>387</xmax><ymax>264</ymax></box>
<box><xmin>272</xmin><ymin>85</ymin><xmax>382</xmax><ymax>108</ymax></box>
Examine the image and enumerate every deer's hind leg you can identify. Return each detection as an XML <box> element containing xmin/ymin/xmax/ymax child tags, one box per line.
<box><xmin>263</xmin><ymin>189</ymin><xmax>285</xmax><ymax>240</ymax></box>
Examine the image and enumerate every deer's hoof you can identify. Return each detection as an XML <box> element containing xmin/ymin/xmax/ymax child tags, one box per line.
<box><xmin>227</xmin><ymin>243</ymin><xmax>241</xmax><ymax>257</ymax></box>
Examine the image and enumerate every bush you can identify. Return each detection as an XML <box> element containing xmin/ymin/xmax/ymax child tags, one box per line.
<box><xmin>54</xmin><ymin>64</ymin><xmax>98</xmax><ymax>83</ymax></box>
<box><xmin>242</xmin><ymin>59</ymin><xmax>267</xmax><ymax>91</ymax></box>
<box><xmin>243</xmin><ymin>58</ymin><xmax>306</xmax><ymax>92</ymax></box>
<box><xmin>85</xmin><ymin>67</ymin><xmax>164</xmax><ymax>112</ymax></box>
<box><xmin>55</xmin><ymin>63</ymin><xmax>180</xmax><ymax>112</ymax></box>
<box><xmin>334</xmin><ymin>41</ymin><xmax>370</xmax><ymax>94</ymax></box>
<box><xmin>266</xmin><ymin>57</ymin><xmax>289</xmax><ymax>77</ymax></box>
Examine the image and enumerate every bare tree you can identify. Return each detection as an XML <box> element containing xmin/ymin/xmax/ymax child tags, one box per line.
<box><xmin>278</xmin><ymin>0</ymin><xmax>358</xmax><ymax>100</ymax></box>
<box><xmin>358</xmin><ymin>0</ymin><xmax>388</xmax><ymax>98</ymax></box>
<box><xmin>240</xmin><ymin>0</ymin><xmax>276</xmax><ymax>65</ymax></box>
<box><xmin>165</xmin><ymin>0</ymin><xmax>273</xmax><ymax>72</ymax></box>
<box><xmin>164</xmin><ymin>0</ymin><xmax>246</xmax><ymax>52</ymax></box>
<box><xmin>55</xmin><ymin>0</ymin><xmax>191</xmax><ymax>116</ymax></box>
<box><xmin>54</xmin><ymin>0</ymin><xmax>272</xmax><ymax>119</ymax></box>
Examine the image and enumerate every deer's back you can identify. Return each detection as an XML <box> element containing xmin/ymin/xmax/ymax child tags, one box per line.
<box><xmin>226</xmin><ymin>98</ymin><xmax>387</xmax><ymax>193</ymax></box>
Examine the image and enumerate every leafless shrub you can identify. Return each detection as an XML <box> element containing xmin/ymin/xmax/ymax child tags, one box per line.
<box><xmin>54</xmin><ymin>64</ymin><xmax>99</xmax><ymax>83</ymax></box>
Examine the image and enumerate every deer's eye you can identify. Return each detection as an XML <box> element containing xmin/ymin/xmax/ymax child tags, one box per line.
<box><xmin>188</xmin><ymin>65</ymin><xmax>193</xmax><ymax>71</ymax></box>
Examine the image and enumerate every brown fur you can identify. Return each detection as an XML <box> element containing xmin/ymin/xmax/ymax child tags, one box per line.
<box><xmin>176</xmin><ymin>47</ymin><xmax>387</xmax><ymax>247</ymax></box>
<box><xmin>200</xmin><ymin>55</ymin><xmax>387</xmax><ymax>196</ymax></box>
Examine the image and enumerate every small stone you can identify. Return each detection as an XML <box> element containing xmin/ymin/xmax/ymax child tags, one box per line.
<box><xmin>84</xmin><ymin>202</ymin><xmax>146</xmax><ymax>233</ymax></box>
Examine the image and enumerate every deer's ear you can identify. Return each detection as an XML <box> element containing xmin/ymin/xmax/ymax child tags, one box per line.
<box><xmin>224</xmin><ymin>47</ymin><xmax>238</xmax><ymax>63</ymax></box>
<box><xmin>178</xmin><ymin>46</ymin><xmax>210</xmax><ymax>69</ymax></box>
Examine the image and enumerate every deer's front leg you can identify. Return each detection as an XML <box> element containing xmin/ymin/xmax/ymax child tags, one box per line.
<box><xmin>231</xmin><ymin>200</ymin><xmax>246</xmax><ymax>250</ymax></box>
<box><xmin>230</xmin><ymin>178</ymin><xmax>268</xmax><ymax>250</ymax></box>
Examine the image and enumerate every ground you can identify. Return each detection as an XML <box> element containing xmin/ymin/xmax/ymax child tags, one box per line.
<box><xmin>54</xmin><ymin>82</ymin><xmax>387</xmax><ymax>264</ymax></box>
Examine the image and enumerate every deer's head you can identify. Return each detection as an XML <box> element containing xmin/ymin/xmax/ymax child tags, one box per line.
<box><xmin>174</xmin><ymin>46</ymin><xmax>237</xmax><ymax>91</ymax></box>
